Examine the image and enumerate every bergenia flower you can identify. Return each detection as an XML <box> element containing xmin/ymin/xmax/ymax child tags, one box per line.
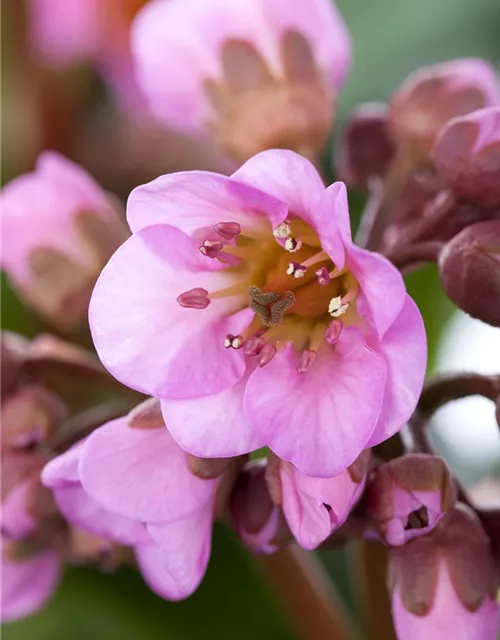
<box><xmin>131</xmin><ymin>0</ymin><xmax>351</xmax><ymax>162</ymax></box>
<box><xmin>90</xmin><ymin>150</ymin><xmax>427</xmax><ymax>478</ymax></box>
<box><xmin>1</xmin><ymin>541</ymin><xmax>60</xmax><ymax>623</ymax></box>
<box><xmin>1</xmin><ymin>152</ymin><xmax>128</xmax><ymax>330</ymax></box>
<box><xmin>42</xmin><ymin>415</ymin><xmax>218</xmax><ymax>600</ymax></box>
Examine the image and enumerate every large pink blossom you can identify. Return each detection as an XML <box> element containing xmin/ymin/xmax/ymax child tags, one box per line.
<box><xmin>42</xmin><ymin>418</ymin><xmax>218</xmax><ymax>600</ymax></box>
<box><xmin>90</xmin><ymin>150</ymin><xmax>427</xmax><ymax>478</ymax></box>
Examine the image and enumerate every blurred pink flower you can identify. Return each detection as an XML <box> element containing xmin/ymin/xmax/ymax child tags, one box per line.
<box><xmin>42</xmin><ymin>417</ymin><xmax>218</xmax><ymax>600</ymax></box>
<box><xmin>90</xmin><ymin>150</ymin><xmax>427</xmax><ymax>478</ymax></box>
<box><xmin>1</xmin><ymin>152</ymin><xmax>128</xmax><ymax>329</ymax></box>
<box><xmin>1</xmin><ymin>542</ymin><xmax>60</xmax><ymax>623</ymax></box>
<box><xmin>131</xmin><ymin>0</ymin><xmax>351</xmax><ymax>161</ymax></box>
<box><xmin>2</xmin><ymin>478</ymin><xmax>38</xmax><ymax>541</ymax></box>
<box><xmin>279</xmin><ymin>450</ymin><xmax>370</xmax><ymax>549</ymax></box>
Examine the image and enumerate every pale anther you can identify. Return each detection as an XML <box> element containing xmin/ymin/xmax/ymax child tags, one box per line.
<box><xmin>328</xmin><ymin>296</ymin><xmax>349</xmax><ymax>318</ymax></box>
<box><xmin>273</xmin><ymin>221</ymin><xmax>292</xmax><ymax>239</ymax></box>
<box><xmin>287</xmin><ymin>261</ymin><xmax>306</xmax><ymax>278</ymax></box>
<box><xmin>199</xmin><ymin>239</ymin><xmax>223</xmax><ymax>258</ymax></box>
<box><xmin>224</xmin><ymin>334</ymin><xmax>244</xmax><ymax>349</ymax></box>
<box><xmin>315</xmin><ymin>267</ymin><xmax>331</xmax><ymax>286</ymax></box>
<box><xmin>284</xmin><ymin>237</ymin><xmax>302</xmax><ymax>253</ymax></box>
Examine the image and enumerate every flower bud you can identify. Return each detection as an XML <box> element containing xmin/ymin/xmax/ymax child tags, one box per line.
<box><xmin>389</xmin><ymin>59</ymin><xmax>500</xmax><ymax>162</ymax></box>
<box><xmin>439</xmin><ymin>221</ymin><xmax>500</xmax><ymax>327</ymax></box>
<box><xmin>132</xmin><ymin>0</ymin><xmax>351</xmax><ymax>163</ymax></box>
<box><xmin>1</xmin><ymin>332</ymin><xmax>29</xmax><ymax>402</ymax></box>
<box><xmin>389</xmin><ymin>504</ymin><xmax>499</xmax><ymax>640</ymax></box>
<box><xmin>1</xmin><ymin>152</ymin><xmax>129</xmax><ymax>330</ymax></box>
<box><xmin>433</xmin><ymin>106</ymin><xmax>500</xmax><ymax>207</ymax></box>
<box><xmin>367</xmin><ymin>454</ymin><xmax>456</xmax><ymax>546</ymax></box>
<box><xmin>230</xmin><ymin>460</ymin><xmax>290</xmax><ymax>554</ymax></box>
<box><xmin>336</xmin><ymin>102</ymin><xmax>394</xmax><ymax>189</ymax></box>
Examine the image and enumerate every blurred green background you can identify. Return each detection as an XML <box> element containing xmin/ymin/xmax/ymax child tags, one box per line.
<box><xmin>2</xmin><ymin>0</ymin><xmax>500</xmax><ymax>638</ymax></box>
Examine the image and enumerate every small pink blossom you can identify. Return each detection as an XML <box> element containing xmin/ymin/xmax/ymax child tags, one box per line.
<box><xmin>1</xmin><ymin>152</ymin><xmax>128</xmax><ymax>329</ymax></box>
<box><xmin>131</xmin><ymin>0</ymin><xmax>351</xmax><ymax>160</ymax></box>
<box><xmin>90</xmin><ymin>150</ymin><xmax>427</xmax><ymax>478</ymax></box>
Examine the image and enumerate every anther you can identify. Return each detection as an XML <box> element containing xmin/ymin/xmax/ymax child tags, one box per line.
<box><xmin>297</xmin><ymin>349</ymin><xmax>316</xmax><ymax>373</ymax></box>
<box><xmin>199</xmin><ymin>239</ymin><xmax>223</xmax><ymax>258</ymax></box>
<box><xmin>177</xmin><ymin>288</ymin><xmax>210</xmax><ymax>309</ymax></box>
<box><xmin>328</xmin><ymin>296</ymin><xmax>349</xmax><ymax>318</ymax></box>
<box><xmin>259</xmin><ymin>344</ymin><xmax>277</xmax><ymax>367</ymax></box>
<box><xmin>325</xmin><ymin>320</ymin><xmax>343</xmax><ymax>345</ymax></box>
<box><xmin>214</xmin><ymin>222</ymin><xmax>241</xmax><ymax>241</ymax></box>
<box><xmin>224</xmin><ymin>334</ymin><xmax>244</xmax><ymax>349</ymax></box>
<box><xmin>273</xmin><ymin>221</ymin><xmax>292</xmax><ymax>239</ymax></box>
<box><xmin>315</xmin><ymin>267</ymin><xmax>331</xmax><ymax>286</ymax></box>
<box><xmin>287</xmin><ymin>261</ymin><xmax>306</xmax><ymax>278</ymax></box>
<box><xmin>244</xmin><ymin>336</ymin><xmax>265</xmax><ymax>356</ymax></box>
<box><xmin>284</xmin><ymin>237</ymin><xmax>302</xmax><ymax>253</ymax></box>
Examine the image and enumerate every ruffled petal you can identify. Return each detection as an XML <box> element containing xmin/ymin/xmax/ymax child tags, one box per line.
<box><xmin>79</xmin><ymin>418</ymin><xmax>216</xmax><ymax>523</ymax></box>
<box><xmin>244</xmin><ymin>328</ymin><xmax>386</xmax><ymax>477</ymax></box>
<box><xmin>144</xmin><ymin>500</ymin><xmax>214</xmax><ymax>600</ymax></box>
<box><xmin>1</xmin><ymin>548</ymin><xmax>60</xmax><ymax>622</ymax></box>
<box><xmin>161</xmin><ymin>365</ymin><xmax>264</xmax><ymax>458</ymax></box>
<box><xmin>89</xmin><ymin>224</ymin><xmax>251</xmax><ymax>399</ymax></box>
<box><xmin>347</xmin><ymin>244</ymin><xmax>406</xmax><ymax>339</ymax></box>
<box><xmin>127</xmin><ymin>171</ymin><xmax>286</xmax><ymax>235</ymax></box>
<box><xmin>366</xmin><ymin>296</ymin><xmax>427</xmax><ymax>447</ymax></box>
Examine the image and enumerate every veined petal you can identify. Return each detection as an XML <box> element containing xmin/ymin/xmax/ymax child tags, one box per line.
<box><xmin>244</xmin><ymin>328</ymin><xmax>386</xmax><ymax>477</ymax></box>
<box><xmin>79</xmin><ymin>418</ymin><xmax>216</xmax><ymax>523</ymax></box>
<box><xmin>366</xmin><ymin>296</ymin><xmax>427</xmax><ymax>447</ymax></box>
<box><xmin>127</xmin><ymin>171</ymin><xmax>286</xmax><ymax>235</ymax></box>
<box><xmin>90</xmin><ymin>224</ymin><xmax>251</xmax><ymax>399</ymax></box>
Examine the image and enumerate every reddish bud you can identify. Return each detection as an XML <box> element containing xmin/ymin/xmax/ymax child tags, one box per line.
<box><xmin>126</xmin><ymin>398</ymin><xmax>164</xmax><ymax>430</ymax></box>
<box><xmin>439</xmin><ymin>221</ymin><xmax>500</xmax><ymax>327</ymax></box>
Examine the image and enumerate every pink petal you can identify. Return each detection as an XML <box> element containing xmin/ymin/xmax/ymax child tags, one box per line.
<box><xmin>392</xmin><ymin>561</ymin><xmax>499</xmax><ymax>640</ymax></box>
<box><xmin>127</xmin><ymin>171</ymin><xmax>286</xmax><ymax>235</ymax></box>
<box><xmin>144</xmin><ymin>500</ymin><xmax>214</xmax><ymax>600</ymax></box>
<box><xmin>2</xmin><ymin>480</ymin><xmax>37</xmax><ymax>540</ymax></box>
<box><xmin>244</xmin><ymin>328</ymin><xmax>386</xmax><ymax>477</ymax></box>
<box><xmin>79</xmin><ymin>418</ymin><xmax>216</xmax><ymax>523</ymax></box>
<box><xmin>90</xmin><ymin>224</ymin><xmax>252</xmax><ymax>399</ymax></box>
<box><xmin>53</xmin><ymin>486</ymin><xmax>149</xmax><ymax>547</ymax></box>
<box><xmin>1</xmin><ymin>547</ymin><xmax>60</xmax><ymax>622</ymax></box>
<box><xmin>366</xmin><ymin>296</ymin><xmax>427</xmax><ymax>447</ymax></box>
<box><xmin>41</xmin><ymin>442</ymin><xmax>84</xmax><ymax>489</ymax></box>
<box><xmin>314</xmin><ymin>181</ymin><xmax>352</xmax><ymax>268</ymax></box>
<box><xmin>161</xmin><ymin>365</ymin><xmax>264</xmax><ymax>458</ymax></box>
<box><xmin>347</xmin><ymin>244</ymin><xmax>406</xmax><ymax>339</ymax></box>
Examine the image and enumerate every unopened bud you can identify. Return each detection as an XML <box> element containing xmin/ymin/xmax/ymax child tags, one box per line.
<box><xmin>439</xmin><ymin>221</ymin><xmax>500</xmax><ymax>327</ymax></box>
<box><xmin>1</xmin><ymin>332</ymin><xmax>29</xmax><ymax>401</ymax></box>
<box><xmin>337</xmin><ymin>102</ymin><xmax>394</xmax><ymax>189</ymax></box>
<box><xmin>367</xmin><ymin>454</ymin><xmax>456</xmax><ymax>546</ymax></box>
<box><xmin>1</xmin><ymin>152</ymin><xmax>129</xmax><ymax>330</ymax></box>
<box><xmin>127</xmin><ymin>398</ymin><xmax>164</xmax><ymax>430</ymax></box>
<box><xmin>388</xmin><ymin>504</ymin><xmax>499</xmax><ymax>639</ymax></box>
<box><xmin>389</xmin><ymin>59</ymin><xmax>500</xmax><ymax>161</ymax></box>
<box><xmin>433</xmin><ymin>106</ymin><xmax>500</xmax><ymax>208</ymax></box>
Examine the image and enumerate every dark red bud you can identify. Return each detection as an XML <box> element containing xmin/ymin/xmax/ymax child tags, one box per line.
<box><xmin>439</xmin><ymin>221</ymin><xmax>500</xmax><ymax>326</ymax></box>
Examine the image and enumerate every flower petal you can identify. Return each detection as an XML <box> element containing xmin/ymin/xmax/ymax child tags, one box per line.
<box><xmin>79</xmin><ymin>417</ymin><xmax>216</xmax><ymax>523</ymax></box>
<box><xmin>1</xmin><ymin>547</ymin><xmax>60</xmax><ymax>622</ymax></box>
<box><xmin>144</xmin><ymin>500</ymin><xmax>214</xmax><ymax>600</ymax></box>
<box><xmin>2</xmin><ymin>480</ymin><xmax>37</xmax><ymax>540</ymax></box>
<box><xmin>90</xmin><ymin>224</ymin><xmax>251</xmax><ymax>399</ymax></box>
<box><xmin>347</xmin><ymin>244</ymin><xmax>406</xmax><ymax>339</ymax></box>
<box><xmin>366</xmin><ymin>296</ymin><xmax>427</xmax><ymax>447</ymax></box>
<box><xmin>127</xmin><ymin>171</ymin><xmax>286</xmax><ymax>235</ymax></box>
<box><xmin>244</xmin><ymin>328</ymin><xmax>386</xmax><ymax>477</ymax></box>
<box><xmin>41</xmin><ymin>442</ymin><xmax>84</xmax><ymax>489</ymax></box>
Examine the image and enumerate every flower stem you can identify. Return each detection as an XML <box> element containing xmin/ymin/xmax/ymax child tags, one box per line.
<box><xmin>258</xmin><ymin>544</ymin><xmax>359</xmax><ymax>639</ymax></box>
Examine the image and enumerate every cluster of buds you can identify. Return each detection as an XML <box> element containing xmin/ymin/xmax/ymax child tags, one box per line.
<box><xmin>3</xmin><ymin>1</ymin><xmax>500</xmax><ymax>639</ymax></box>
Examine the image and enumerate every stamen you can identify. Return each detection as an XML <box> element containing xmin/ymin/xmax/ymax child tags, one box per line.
<box><xmin>297</xmin><ymin>349</ymin><xmax>316</xmax><ymax>373</ymax></box>
<box><xmin>284</xmin><ymin>237</ymin><xmax>302</xmax><ymax>253</ymax></box>
<box><xmin>199</xmin><ymin>240</ymin><xmax>223</xmax><ymax>258</ymax></box>
<box><xmin>244</xmin><ymin>336</ymin><xmax>265</xmax><ymax>356</ymax></box>
<box><xmin>224</xmin><ymin>334</ymin><xmax>244</xmax><ymax>349</ymax></box>
<box><xmin>216</xmin><ymin>251</ymin><xmax>241</xmax><ymax>267</ymax></box>
<box><xmin>177</xmin><ymin>288</ymin><xmax>210</xmax><ymax>309</ymax></box>
<box><xmin>259</xmin><ymin>343</ymin><xmax>277</xmax><ymax>367</ymax></box>
<box><xmin>214</xmin><ymin>221</ymin><xmax>241</xmax><ymax>240</ymax></box>
<box><xmin>273</xmin><ymin>221</ymin><xmax>292</xmax><ymax>239</ymax></box>
<box><xmin>328</xmin><ymin>296</ymin><xmax>349</xmax><ymax>318</ymax></box>
<box><xmin>301</xmin><ymin>251</ymin><xmax>328</xmax><ymax>268</ymax></box>
<box><xmin>315</xmin><ymin>267</ymin><xmax>331</xmax><ymax>286</ymax></box>
<box><xmin>287</xmin><ymin>261</ymin><xmax>307</xmax><ymax>278</ymax></box>
<box><xmin>325</xmin><ymin>320</ymin><xmax>343</xmax><ymax>344</ymax></box>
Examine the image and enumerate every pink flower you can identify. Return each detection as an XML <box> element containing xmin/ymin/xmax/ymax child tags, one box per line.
<box><xmin>1</xmin><ymin>541</ymin><xmax>60</xmax><ymax>623</ymax></box>
<box><xmin>131</xmin><ymin>0</ymin><xmax>351</xmax><ymax>161</ymax></box>
<box><xmin>433</xmin><ymin>106</ymin><xmax>500</xmax><ymax>208</ymax></box>
<box><xmin>389</xmin><ymin>505</ymin><xmax>499</xmax><ymax>640</ymax></box>
<box><xmin>1</xmin><ymin>152</ymin><xmax>128</xmax><ymax>329</ymax></box>
<box><xmin>277</xmin><ymin>450</ymin><xmax>370</xmax><ymax>549</ymax></box>
<box><xmin>42</xmin><ymin>416</ymin><xmax>218</xmax><ymax>600</ymax></box>
<box><xmin>367</xmin><ymin>454</ymin><xmax>456</xmax><ymax>546</ymax></box>
<box><xmin>90</xmin><ymin>150</ymin><xmax>427</xmax><ymax>478</ymax></box>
